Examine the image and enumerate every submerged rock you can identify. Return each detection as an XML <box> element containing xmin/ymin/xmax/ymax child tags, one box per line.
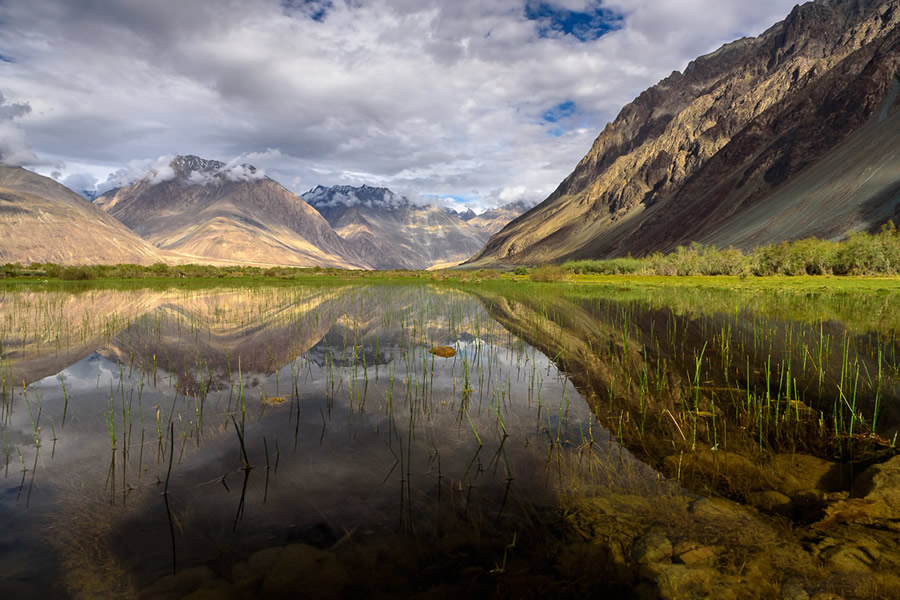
<box><xmin>140</xmin><ymin>566</ymin><xmax>216</xmax><ymax>600</ymax></box>
<box><xmin>746</xmin><ymin>490</ymin><xmax>793</xmax><ymax>515</ymax></box>
<box><xmin>780</xmin><ymin>579</ymin><xmax>810</xmax><ymax>600</ymax></box>
<box><xmin>632</xmin><ymin>527</ymin><xmax>673</xmax><ymax>565</ymax></box>
<box><xmin>0</xmin><ymin>580</ymin><xmax>40</xmax><ymax>600</ymax></box>
<box><xmin>673</xmin><ymin>544</ymin><xmax>719</xmax><ymax>567</ymax></box>
<box><xmin>639</xmin><ymin>563</ymin><xmax>726</xmax><ymax>600</ymax></box>
<box><xmin>429</xmin><ymin>345</ymin><xmax>456</xmax><ymax>358</ymax></box>
<box><xmin>261</xmin><ymin>543</ymin><xmax>346</xmax><ymax>600</ymax></box>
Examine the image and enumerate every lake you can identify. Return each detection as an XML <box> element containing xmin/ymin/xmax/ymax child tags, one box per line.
<box><xmin>1</xmin><ymin>279</ymin><xmax>898</xmax><ymax>599</ymax></box>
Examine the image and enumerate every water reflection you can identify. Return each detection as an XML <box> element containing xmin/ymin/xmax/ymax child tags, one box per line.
<box><xmin>0</xmin><ymin>285</ymin><xmax>651</xmax><ymax>597</ymax></box>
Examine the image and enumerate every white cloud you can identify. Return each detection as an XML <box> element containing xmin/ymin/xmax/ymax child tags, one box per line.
<box><xmin>0</xmin><ymin>0</ymin><xmax>799</xmax><ymax>205</ymax></box>
<box><xmin>0</xmin><ymin>90</ymin><xmax>51</xmax><ymax>167</ymax></box>
<box><xmin>59</xmin><ymin>171</ymin><xmax>98</xmax><ymax>195</ymax></box>
<box><xmin>96</xmin><ymin>155</ymin><xmax>176</xmax><ymax>194</ymax></box>
<box><xmin>499</xmin><ymin>185</ymin><xmax>528</xmax><ymax>203</ymax></box>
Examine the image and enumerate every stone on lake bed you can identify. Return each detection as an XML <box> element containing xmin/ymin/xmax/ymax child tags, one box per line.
<box><xmin>674</xmin><ymin>545</ymin><xmax>720</xmax><ymax>567</ymax></box>
<box><xmin>429</xmin><ymin>345</ymin><xmax>456</xmax><ymax>358</ymax></box>
<box><xmin>632</xmin><ymin>528</ymin><xmax>673</xmax><ymax>564</ymax></box>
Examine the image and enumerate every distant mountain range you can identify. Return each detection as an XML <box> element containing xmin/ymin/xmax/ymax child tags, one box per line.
<box><xmin>94</xmin><ymin>155</ymin><xmax>369</xmax><ymax>268</ymax></box>
<box><xmin>0</xmin><ymin>156</ymin><xmax>529</xmax><ymax>269</ymax></box>
<box><xmin>469</xmin><ymin>0</ymin><xmax>900</xmax><ymax>266</ymax></box>
<box><xmin>302</xmin><ymin>185</ymin><xmax>495</xmax><ymax>270</ymax></box>
<box><xmin>4</xmin><ymin>0</ymin><xmax>893</xmax><ymax>271</ymax></box>
<box><xmin>466</xmin><ymin>200</ymin><xmax>536</xmax><ymax>235</ymax></box>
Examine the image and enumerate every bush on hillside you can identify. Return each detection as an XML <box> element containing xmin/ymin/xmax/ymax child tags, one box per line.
<box><xmin>529</xmin><ymin>265</ymin><xmax>569</xmax><ymax>282</ymax></box>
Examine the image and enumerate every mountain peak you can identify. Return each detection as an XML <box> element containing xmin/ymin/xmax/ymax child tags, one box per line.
<box><xmin>303</xmin><ymin>184</ymin><xmax>411</xmax><ymax>210</ymax></box>
<box><xmin>171</xmin><ymin>155</ymin><xmax>226</xmax><ymax>176</ymax></box>
<box><xmin>165</xmin><ymin>155</ymin><xmax>263</xmax><ymax>185</ymax></box>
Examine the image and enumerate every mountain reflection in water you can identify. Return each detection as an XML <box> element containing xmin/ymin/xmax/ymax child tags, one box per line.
<box><xmin>0</xmin><ymin>284</ymin><xmax>655</xmax><ymax>597</ymax></box>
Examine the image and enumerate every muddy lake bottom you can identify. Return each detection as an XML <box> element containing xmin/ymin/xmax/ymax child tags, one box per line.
<box><xmin>0</xmin><ymin>279</ymin><xmax>898</xmax><ymax>599</ymax></box>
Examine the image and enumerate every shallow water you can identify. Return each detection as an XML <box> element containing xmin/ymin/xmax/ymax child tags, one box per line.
<box><xmin>2</xmin><ymin>280</ymin><xmax>899</xmax><ymax>599</ymax></box>
<box><xmin>0</xmin><ymin>284</ymin><xmax>656</xmax><ymax>597</ymax></box>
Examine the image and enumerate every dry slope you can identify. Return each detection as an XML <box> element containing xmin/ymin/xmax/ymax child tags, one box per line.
<box><xmin>469</xmin><ymin>0</ymin><xmax>900</xmax><ymax>265</ymax></box>
<box><xmin>0</xmin><ymin>166</ymin><xmax>170</xmax><ymax>265</ymax></box>
<box><xmin>96</xmin><ymin>156</ymin><xmax>368</xmax><ymax>269</ymax></box>
<box><xmin>303</xmin><ymin>185</ymin><xmax>490</xmax><ymax>270</ymax></box>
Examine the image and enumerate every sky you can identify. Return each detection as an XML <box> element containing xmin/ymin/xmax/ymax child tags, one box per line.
<box><xmin>0</xmin><ymin>0</ymin><xmax>799</xmax><ymax>211</ymax></box>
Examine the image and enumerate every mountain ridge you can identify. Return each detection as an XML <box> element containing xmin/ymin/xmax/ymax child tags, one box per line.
<box><xmin>303</xmin><ymin>184</ymin><xmax>491</xmax><ymax>270</ymax></box>
<box><xmin>0</xmin><ymin>166</ymin><xmax>172</xmax><ymax>265</ymax></box>
<box><xmin>95</xmin><ymin>155</ymin><xmax>370</xmax><ymax>269</ymax></box>
<box><xmin>468</xmin><ymin>0</ymin><xmax>900</xmax><ymax>265</ymax></box>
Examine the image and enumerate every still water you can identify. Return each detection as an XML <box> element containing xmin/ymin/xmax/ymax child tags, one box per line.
<box><xmin>0</xmin><ymin>284</ymin><xmax>653</xmax><ymax>597</ymax></box>
<box><xmin>3</xmin><ymin>280</ymin><xmax>899</xmax><ymax>599</ymax></box>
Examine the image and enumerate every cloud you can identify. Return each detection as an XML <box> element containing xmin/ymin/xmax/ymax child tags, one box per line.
<box><xmin>0</xmin><ymin>90</ymin><xmax>47</xmax><ymax>167</ymax></box>
<box><xmin>96</xmin><ymin>155</ymin><xmax>176</xmax><ymax>194</ymax></box>
<box><xmin>59</xmin><ymin>171</ymin><xmax>99</xmax><ymax>196</ymax></box>
<box><xmin>0</xmin><ymin>91</ymin><xmax>30</xmax><ymax>120</ymax></box>
<box><xmin>2</xmin><ymin>0</ymin><xmax>799</xmax><ymax>207</ymax></box>
<box><xmin>499</xmin><ymin>185</ymin><xmax>528</xmax><ymax>203</ymax></box>
<box><xmin>218</xmin><ymin>148</ymin><xmax>282</xmax><ymax>182</ymax></box>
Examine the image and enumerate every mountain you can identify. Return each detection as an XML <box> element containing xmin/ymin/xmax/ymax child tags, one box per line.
<box><xmin>469</xmin><ymin>0</ymin><xmax>900</xmax><ymax>265</ymax></box>
<box><xmin>0</xmin><ymin>166</ymin><xmax>169</xmax><ymax>265</ymax></box>
<box><xmin>466</xmin><ymin>200</ymin><xmax>534</xmax><ymax>235</ymax></box>
<box><xmin>95</xmin><ymin>156</ymin><xmax>368</xmax><ymax>269</ymax></box>
<box><xmin>457</xmin><ymin>207</ymin><xmax>478</xmax><ymax>222</ymax></box>
<box><xmin>303</xmin><ymin>184</ymin><xmax>490</xmax><ymax>270</ymax></box>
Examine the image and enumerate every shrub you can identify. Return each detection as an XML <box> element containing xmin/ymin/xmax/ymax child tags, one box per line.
<box><xmin>513</xmin><ymin>266</ymin><xmax>530</xmax><ymax>276</ymax></box>
<box><xmin>563</xmin><ymin>258</ymin><xmax>642</xmax><ymax>275</ymax></box>
<box><xmin>59</xmin><ymin>265</ymin><xmax>96</xmax><ymax>280</ymax></box>
<box><xmin>475</xmin><ymin>269</ymin><xmax>500</xmax><ymax>280</ymax></box>
<box><xmin>529</xmin><ymin>265</ymin><xmax>569</xmax><ymax>282</ymax></box>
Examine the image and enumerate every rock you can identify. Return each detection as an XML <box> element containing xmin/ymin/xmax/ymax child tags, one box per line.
<box><xmin>814</xmin><ymin>535</ymin><xmax>881</xmax><ymax>574</ymax></box>
<box><xmin>639</xmin><ymin>564</ymin><xmax>723</xmax><ymax>600</ymax></box>
<box><xmin>746</xmin><ymin>490</ymin><xmax>793</xmax><ymax>514</ymax></box>
<box><xmin>429</xmin><ymin>345</ymin><xmax>456</xmax><ymax>358</ymax></box>
<box><xmin>0</xmin><ymin>555</ymin><xmax>29</xmax><ymax>580</ymax></box>
<box><xmin>687</xmin><ymin>496</ymin><xmax>749</xmax><ymax>521</ymax></box>
<box><xmin>851</xmin><ymin>455</ymin><xmax>900</xmax><ymax>513</ymax></box>
<box><xmin>0</xmin><ymin>580</ymin><xmax>40</xmax><ymax>600</ymax></box>
<box><xmin>183</xmin><ymin>579</ymin><xmax>239</xmax><ymax>600</ymax></box>
<box><xmin>260</xmin><ymin>543</ymin><xmax>347</xmax><ymax>600</ymax></box>
<box><xmin>663</xmin><ymin>450</ymin><xmax>769</xmax><ymax>497</ymax></box>
<box><xmin>632</xmin><ymin>528</ymin><xmax>673</xmax><ymax>565</ymax></box>
<box><xmin>246</xmin><ymin>547</ymin><xmax>285</xmax><ymax>578</ymax></box>
<box><xmin>674</xmin><ymin>545</ymin><xmax>719</xmax><ymax>567</ymax></box>
<box><xmin>816</xmin><ymin>455</ymin><xmax>900</xmax><ymax>527</ymax></box>
<box><xmin>770</xmin><ymin>454</ymin><xmax>846</xmax><ymax>496</ymax></box>
<box><xmin>140</xmin><ymin>566</ymin><xmax>216</xmax><ymax>599</ymax></box>
<box><xmin>781</xmin><ymin>579</ymin><xmax>810</xmax><ymax>600</ymax></box>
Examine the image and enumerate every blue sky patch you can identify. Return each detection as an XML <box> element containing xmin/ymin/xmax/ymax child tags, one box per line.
<box><xmin>0</xmin><ymin>53</ymin><xmax>14</xmax><ymax>63</ymax></box>
<box><xmin>282</xmin><ymin>0</ymin><xmax>332</xmax><ymax>22</ymax></box>
<box><xmin>542</xmin><ymin>100</ymin><xmax>576</xmax><ymax>123</ymax></box>
<box><xmin>525</xmin><ymin>1</ymin><xmax>623</xmax><ymax>42</ymax></box>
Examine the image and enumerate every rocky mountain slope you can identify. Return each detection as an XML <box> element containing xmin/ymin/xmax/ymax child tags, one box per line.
<box><xmin>469</xmin><ymin>0</ymin><xmax>900</xmax><ymax>265</ymax></box>
<box><xmin>466</xmin><ymin>200</ymin><xmax>534</xmax><ymax>235</ymax></box>
<box><xmin>0</xmin><ymin>166</ymin><xmax>170</xmax><ymax>265</ymax></box>
<box><xmin>303</xmin><ymin>185</ymin><xmax>490</xmax><ymax>270</ymax></box>
<box><xmin>95</xmin><ymin>156</ymin><xmax>368</xmax><ymax>269</ymax></box>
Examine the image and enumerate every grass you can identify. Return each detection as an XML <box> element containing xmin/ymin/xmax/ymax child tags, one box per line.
<box><xmin>0</xmin><ymin>222</ymin><xmax>897</xmax><ymax>286</ymax></box>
